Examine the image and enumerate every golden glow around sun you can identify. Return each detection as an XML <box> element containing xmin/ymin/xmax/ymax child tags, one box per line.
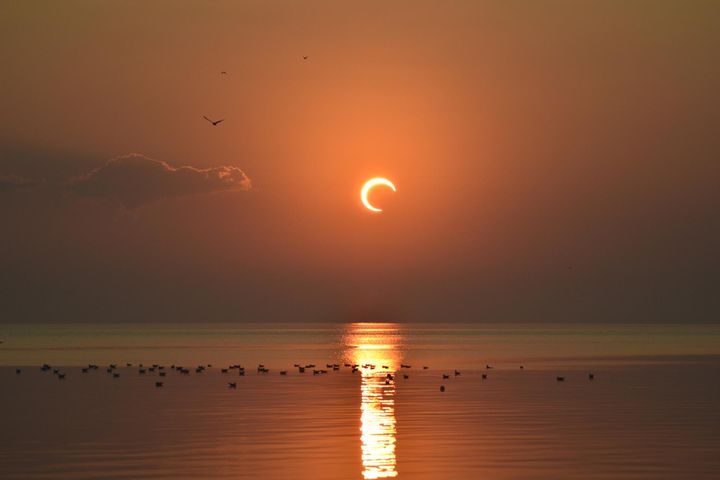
<box><xmin>361</xmin><ymin>177</ymin><xmax>397</xmax><ymax>213</ymax></box>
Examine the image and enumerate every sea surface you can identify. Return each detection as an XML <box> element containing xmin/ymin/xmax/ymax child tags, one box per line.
<box><xmin>1</xmin><ymin>323</ymin><xmax>718</xmax><ymax>479</ymax></box>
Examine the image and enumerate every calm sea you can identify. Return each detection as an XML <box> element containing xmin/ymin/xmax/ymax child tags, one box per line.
<box><xmin>1</xmin><ymin>323</ymin><xmax>718</xmax><ymax>479</ymax></box>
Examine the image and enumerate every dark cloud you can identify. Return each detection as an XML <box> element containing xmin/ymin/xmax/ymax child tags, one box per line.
<box><xmin>0</xmin><ymin>174</ymin><xmax>39</xmax><ymax>191</ymax></box>
<box><xmin>72</xmin><ymin>154</ymin><xmax>252</xmax><ymax>208</ymax></box>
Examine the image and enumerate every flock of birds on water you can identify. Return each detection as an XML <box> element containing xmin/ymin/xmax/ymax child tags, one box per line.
<box><xmin>13</xmin><ymin>362</ymin><xmax>596</xmax><ymax>392</ymax></box>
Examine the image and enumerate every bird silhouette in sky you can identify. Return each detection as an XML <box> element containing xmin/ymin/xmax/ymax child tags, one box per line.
<box><xmin>203</xmin><ymin>116</ymin><xmax>225</xmax><ymax>126</ymax></box>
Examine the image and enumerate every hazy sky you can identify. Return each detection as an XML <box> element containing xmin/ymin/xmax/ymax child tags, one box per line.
<box><xmin>1</xmin><ymin>1</ymin><xmax>718</xmax><ymax>323</ymax></box>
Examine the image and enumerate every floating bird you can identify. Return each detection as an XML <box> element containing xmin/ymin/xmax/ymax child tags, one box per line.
<box><xmin>280</xmin><ymin>371</ymin><xmax>287</xmax><ymax>375</ymax></box>
<box><xmin>403</xmin><ymin>374</ymin><xmax>409</xmax><ymax>379</ymax></box>
<box><xmin>228</xmin><ymin>382</ymin><xmax>237</xmax><ymax>389</ymax></box>
<box><xmin>588</xmin><ymin>373</ymin><xmax>594</xmax><ymax>380</ymax></box>
<box><xmin>454</xmin><ymin>370</ymin><xmax>461</xmax><ymax>376</ymax></box>
<box><xmin>442</xmin><ymin>374</ymin><xmax>450</xmax><ymax>379</ymax></box>
<box><xmin>221</xmin><ymin>368</ymin><xmax>229</xmax><ymax>373</ymax></box>
<box><xmin>440</xmin><ymin>385</ymin><xmax>445</xmax><ymax>392</ymax></box>
<box><xmin>15</xmin><ymin>368</ymin><xmax>21</xmax><ymax>374</ymax></box>
<box><xmin>139</xmin><ymin>369</ymin><xmax>146</xmax><ymax>374</ymax></box>
<box><xmin>556</xmin><ymin>376</ymin><xmax>565</xmax><ymax>382</ymax></box>
<box><xmin>113</xmin><ymin>373</ymin><xmax>120</xmax><ymax>378</ymax></box>
<box><xmin>423</xmin><ymin>366</ymin><xmax>429</xmax><ymax>370</ymax></box>
<box><xmin>203</xmin><ymin>116</ymin><xmax>225</xmax><ymax>126</ymax></box>
<box><xmin>481</xmin><ymin>373</ymin><xmax>487</xmax><ymax>379</ymax></box>
<box><xmin>486</xmin><ymin>364</ymin><xmax>493</xmax><ymax>370</ymax></box>
<box><xmin>155</xmin><ymin>382</ymin><xmax>163</xmax><ymax>387</ymax></box>
<box><xmin>221</xmin><ymin>71</ymin><xmax>228</xmax><ymax>75</ymax></box>
<box><xmin>303</xmin><ymin>56</ymin><xmax>308</xmax><ymax>60</ymax></box>
<box><xmin>82</xmin><ymin>368</ymin><xmax>89</xmax><ymax>373</ymax></box>
<box><xmin>159</xmin><ymin>371</ymin><xmax>166</xmax><ymax>377</ymax></box>
<box><xmin>58</xmin><ymin>373</ymin><xmax>66</xmax><ymax>379</ymax></box>
<box><xmin>520</xmin><ymin>365</ymin><xmax>525</xmax><ymax>370</ymax></box>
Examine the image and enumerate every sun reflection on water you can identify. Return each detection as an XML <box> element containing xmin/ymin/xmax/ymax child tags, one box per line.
<box><xmin>343</xmin><ymin>323</ymin><xmax>403</xmax><ymax>479</ymax></box>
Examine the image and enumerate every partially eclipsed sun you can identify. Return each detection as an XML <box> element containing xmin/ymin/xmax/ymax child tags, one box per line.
<box><xmin>361</xmin><ymin>177</ymin><xmax>396</xmax><ymax>213</ymax></box>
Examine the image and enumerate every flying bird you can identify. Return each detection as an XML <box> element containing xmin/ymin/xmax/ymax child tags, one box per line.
<box><xmin>203</xmin><ymin>116</ymin><xmax>225</xmax><ymax>126</ymax></box>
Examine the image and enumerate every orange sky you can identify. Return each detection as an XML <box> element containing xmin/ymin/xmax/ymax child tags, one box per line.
<box><xmin>1</xmin><ymin>1</ymin><xmax>719</xmax><ymax>323</ymax></box>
